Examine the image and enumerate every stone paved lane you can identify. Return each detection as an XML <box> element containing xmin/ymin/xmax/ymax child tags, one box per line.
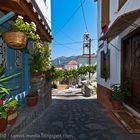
<box><xmin>12</xmin><ymin>94</ymin><xmax>140</xmax><ymax>140</ymax></box>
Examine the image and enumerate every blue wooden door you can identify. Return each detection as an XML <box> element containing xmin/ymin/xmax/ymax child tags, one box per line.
<box><xmin>0</xmin><ymin>38</ymin><xmax>30</xmax><ymax>109</ymax></box>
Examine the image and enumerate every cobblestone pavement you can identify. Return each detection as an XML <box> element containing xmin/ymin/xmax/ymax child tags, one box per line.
<box><xmin>11</xmin><ymin>91</ymin><xmax>140</xmax><ymax>140</ymax></box>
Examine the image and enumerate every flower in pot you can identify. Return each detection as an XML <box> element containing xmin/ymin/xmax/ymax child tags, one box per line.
<box><xmin>4</xmin><ymin>98</ymin><xmax>18</xmax><ymax>125</ymax></box>
<box><xmin>3</xmin><ymin>16</ymin><xmax>39</xmax><ymax>49</ymax></box>
<box><xmin>26</xmin><ymin>91</ymin><xmax>39</xmax><ymax>107</ymax></box>
<box><xmin>0</xmin><ymin>68</ymin><xmax>20</xmax><ymax>130</ymax></box>
<box><xmin>108</xmin><ymin>81</ymin><xmax>131</xmax><ymax>110</ymax></box>
<box><xmin>0</xmin><ymin>101</ymin><xmax>7</xmax><ymax>132</ymax></box>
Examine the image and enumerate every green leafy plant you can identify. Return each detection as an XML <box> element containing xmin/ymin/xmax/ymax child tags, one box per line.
<box><xmin>0</xmin><ymin>68</ymin><xmax>20</xmax><ymax>118</ymax></box>
<box><xmin>11</xmin><ymin>16</ymin><xmax>39</xmax><ymax>40</ymax></box>
<box><xmin>62</xmin><ymin>65</ymin><xmax>96</xmax><ymax>79</ymax></box>
<box><xmin>30</xmin><ymin>42</ymin><xmax>50</xmax><ymax>72</ymax></box>
<box><xmin>45</xmin><ymin>65</ymin><xmax>96</xmax><ymax>82</ymax></box>
<box><xmin>0</xmin><ymin>68</ymin><xmax>20</xmax><ymax>99</ymax></box>
<box><xmin>45</xmin><ymin>66</ymin><xmax>63</xmax><ymax>81</ymax></box>
<box><xmin>108</xmin><ymin>81</ymin><xmax>131</xmax><ymax>104</ymax></box>
<box><xmin>4</xmin><ymin>98</ymin><xmax>18</xmax><ymax>111</ymax></box>
<box><xmin>0</xmin><ymin>110</ymin><xmax>7</xmax><ymax>119</ymax></box>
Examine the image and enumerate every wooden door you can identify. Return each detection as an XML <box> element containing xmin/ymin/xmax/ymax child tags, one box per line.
<box><xmin>131</xmin><ymin>34</ymin><xmax>140</xmax><ymax>110</ymax></box>
<box><xmin>122</xmin><ymin>32</ymin><xmax>140</xmax><ymax>112</ymax></box>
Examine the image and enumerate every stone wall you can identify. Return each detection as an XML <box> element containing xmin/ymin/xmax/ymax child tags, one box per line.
<box><xmin>81</xmin><ymin>81</ymin><xmax>97</xmax><ymax>97</ymax></box>
<box><xmin>30</xmin><ymin>73</ymin><xmax>52</xmax><ymax>100</ymax></box>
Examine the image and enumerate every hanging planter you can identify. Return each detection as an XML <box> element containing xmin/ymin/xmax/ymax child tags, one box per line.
<box><xmin>3</xmin><ymin>31</ymin><xmax>27</xmax><ymax>49</ymax></box>
<box><xmin>2</xmin><ymin>16</ymin><xmax>39</xmax><ymax>49</ymax></box>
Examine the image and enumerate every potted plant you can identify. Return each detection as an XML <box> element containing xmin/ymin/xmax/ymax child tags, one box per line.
<box><xmin>26</xmin><ymin>42</ymin><xmax>50</xmax><ymax>107</ymax></box>
<box><xmin>0</xmin><ymin>102</ymin><xmax>7</xmax><ymax>132</ymax></box>
<box><xmin>0</xmin><ymin>67</ymin><xmax>20</xmax><ymax>132</ymax></box>
<box><xmin>30</xmin><ymin>41</ymin><xmax>44</xmax><ymax>92</ymax></box>
<box><xmin>0</xmin><ymin>68</ymin><xmax>20</xmax><ymax>131</ymax></box>
<box><xmin>30</xmin><ymin>42</ymin><xmax>50</xmax><ymax>72</ymax></box>
<box><xmin>108</xmin><ymin>81</ymin><xmax>131</xmax><ymax>110</ymax></box>
<box><xmin>30</xmin><ymin>42</ymin><xmax>50</xmax><ymax>87</ymax></box>
<box><xmin>4</xmin><ymin>98</ymin><xmax>18</xmax><ymax>125</ymax></box>
<box><xmin>30</xmin><ymin>41</ymin><xmax>44</xmax><ymax>77</ymax></box>
<box><xmin>3</xmin><ymin>16</ymin><xmax>39</xmax><ymax>49</ymax></box>
<box><xmin>26</xmin><ymin>91</ymin><xmax>39</xmax><ymax>107</ymax></box>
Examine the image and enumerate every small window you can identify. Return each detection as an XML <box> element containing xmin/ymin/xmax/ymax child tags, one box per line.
<box><xmin>100</xmin><ymin>49</ymin><xmax>110</xmax><ymax>80</ymax></box>
<box><xmin>118</xmin><ymin>0</ymin><xmax>127</xmax><ymax>10</ymax></box>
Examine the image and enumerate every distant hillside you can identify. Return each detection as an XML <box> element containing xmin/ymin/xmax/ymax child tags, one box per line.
<box><xmin>52</xmin><ymin>56</ymin><xmax>79</xmax><ymax>67</ymax></box>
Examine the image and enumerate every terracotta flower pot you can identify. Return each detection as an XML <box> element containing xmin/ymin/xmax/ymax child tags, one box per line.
<box><xmin>26</xmin><ymin>92</ymin><xmax>38</xmax><ymax>107</ymax></box>
<box><xmin>111</xmin><ymin>100</ymin><xmax>121</xmax><ymax>110</ymax></box>
<box><xmin>7</xmin><ymin>109</ymin><xmax>17</xmax><ymax>125</ymax></box>
<box><xmin>3</xmin><ymin>31</ymin><xmax>27</xmax><ymax>49</ymax></box>
<box><xmin>0</xmin><ymin>118</ymin><xmax>7</xmax><ymax>132</ymax></box>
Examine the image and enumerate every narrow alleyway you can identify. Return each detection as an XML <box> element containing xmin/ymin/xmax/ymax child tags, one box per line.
<box><xmin>11</xmin><ymin>90</ymin><xmax>140</xmax><ymax>140</ymax></box>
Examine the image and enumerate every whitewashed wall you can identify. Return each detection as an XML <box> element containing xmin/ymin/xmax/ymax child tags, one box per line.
<box><xmin>34</xmin><ymin>0</ymin><xmax>51</xmax><ymax>28</ymax></box>
<box><xmin>97</xmin><ymin>0</ymin><xmax>102</xmax><ymax>44</ymax></box>
<box><xmin>97</xmin><ymin>39</ymin><xmax>121</xmax><ymax>89</ymax></box>
<box><xmin>64</xmin><ymin>65</ymin><xmax>78</xmax><ymax>70</ymax></box>
<box><xmin>98</xmin><ymin>0</ymin><xmax>140</xmax><ymax>36</ymax></box>
<box><xmin>97</xmin><ymin>0</ymin><xmax>140</xmax><ymax>89</ymax></box>
<box><xmin>110</xmin><ymin>0</ymin><xmax>140</xmax><ymax>27</ymax></box>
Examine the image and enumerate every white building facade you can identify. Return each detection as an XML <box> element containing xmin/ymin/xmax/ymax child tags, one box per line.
<box><xmin>97</xmin><ymin>0</ymin><xmax>140</xmax><ymax>113</ymax></box>
<box><xmin>64</xmin><ymin>60</ymin><xmax>78</xmax><ymax>70</ymax></box>
<box><xmin>34</xmin><ymin>0</ymin><xmax>51</xmax><ymax>28</ymax></box>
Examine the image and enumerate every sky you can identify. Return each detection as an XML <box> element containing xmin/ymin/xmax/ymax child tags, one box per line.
<box><xmin>51</xmin><ymin>0</ymin><xmax>97</xmax><ymax>59</ymax></box>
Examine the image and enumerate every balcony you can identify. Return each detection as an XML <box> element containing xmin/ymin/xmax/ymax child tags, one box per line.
<box><xmin>100</xmin><ymin>8</ymin><xmax>140</xmax><ymax>42</ymax></box>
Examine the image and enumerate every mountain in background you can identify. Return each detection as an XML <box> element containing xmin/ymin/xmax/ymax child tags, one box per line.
<box><xmin>52</xmin><ymin>55</ymin><xmax>79</xmax><ymax>67</ymax></box>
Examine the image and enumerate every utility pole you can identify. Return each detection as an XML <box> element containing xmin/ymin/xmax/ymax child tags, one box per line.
<box><xmin>89</xmin><ymin>38</ymin><xmax>91</xmax><ymax>80</ymax></box>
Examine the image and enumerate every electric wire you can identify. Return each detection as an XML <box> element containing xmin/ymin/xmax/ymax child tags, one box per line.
<box><xmin>52</xmin><ymin>39</ymin><xmax>97</xmax><ymax>46</ymax></box>
<box><xmin>52</xmin><ymin>40</ymin><xmax>82</xmax><ymax>51</ymax></box>
<box><xmin>44</xmin><ymin>0</ymin><xmax>89</xmax><ymax>42</ymax></box>
<box><xmin>80</xmin><ymin>0</ymin><xmax>88</xmax><ymax>32</ymax></box>
<box><xmin>54</xmin><ymin>0</ymin><xmax>87</xmax><ymax>35</ymax></box>
<box><xmin>45</xmin><ymin>16</ymin><xmax>76</xmax><ymax>42</ymax></box>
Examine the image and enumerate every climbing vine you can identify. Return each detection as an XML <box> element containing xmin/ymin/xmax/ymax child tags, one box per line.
<box><xmin>45</xmin><ymin>65</ymin><xmax>96</xmax><ymax>81</ymax></box>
